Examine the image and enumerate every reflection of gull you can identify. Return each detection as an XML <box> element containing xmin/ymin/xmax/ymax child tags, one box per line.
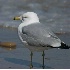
<box><xmin>14</xmin><ymin>12</ymin><xmax>69</xmax><ymax>68</ymax></box>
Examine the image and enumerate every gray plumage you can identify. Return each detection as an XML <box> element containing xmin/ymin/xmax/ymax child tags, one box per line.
<box><xmin>21</xmin><ymin>23</ymin><xmax>61</xmax><ymax>47</ymax></box>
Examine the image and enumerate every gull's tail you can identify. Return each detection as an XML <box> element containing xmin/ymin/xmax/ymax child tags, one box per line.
<box><xmin>60</xmin><ymin>42</ymin><xmax>69</xmax><ymax>49</ymax></box>
<box><xmin>47</xmin><ymin>42</ymin><xmax>70</xmax><ymax>49</ymax></box>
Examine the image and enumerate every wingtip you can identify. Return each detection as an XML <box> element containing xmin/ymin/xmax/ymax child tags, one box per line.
<box><xmin>60</xmin><ymin>42</ymin><xmax>69</xmax><ymax>49</ymax></box>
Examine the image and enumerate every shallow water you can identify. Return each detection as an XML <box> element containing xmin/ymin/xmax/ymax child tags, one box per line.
<box><xmin>0</xmin><ymin>0</ymin><xmax>70</xmax><ymax>69</ymax></box>
<box><xmin>0</xmin><ymin>27</ymin><xmax>70</xmax><ymax>69</ymax></box>
<box><xmin>0</xmin><ymin>0</ymin><xmax>70</xmax><ymax>32</ymax></box>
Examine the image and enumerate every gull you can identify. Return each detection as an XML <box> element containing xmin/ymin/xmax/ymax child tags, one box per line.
<box><xmin>13</xmin><ymin>12</ymin><xmax>69</xmax><ymax>68</ymax></box>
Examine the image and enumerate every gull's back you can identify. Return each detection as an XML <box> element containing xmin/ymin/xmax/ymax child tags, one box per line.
<box><xmin>22</xmin><ymin>23</ymin><xmax>61</xmax><ymax>47</ymax></box>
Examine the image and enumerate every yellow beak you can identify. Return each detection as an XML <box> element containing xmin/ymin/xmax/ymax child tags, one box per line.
<box><xmin>13</xmin><ymin>16</ymin><xmax>20</xmax><ymax>20</ymax></box>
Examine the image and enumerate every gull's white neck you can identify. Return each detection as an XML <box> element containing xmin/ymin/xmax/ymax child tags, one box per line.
<box><xmin>18</xmin><ymin>19</ymin><xmax>40</xmax><ymax>33</ymax></box>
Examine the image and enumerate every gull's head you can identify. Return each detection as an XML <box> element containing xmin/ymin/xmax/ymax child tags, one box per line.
<box><xmin>13</xmin><ymin>12</ymin><xmax>39</xmax><ymax>24</ymax></box>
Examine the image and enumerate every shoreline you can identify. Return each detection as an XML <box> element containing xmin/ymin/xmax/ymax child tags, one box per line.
<box><xmin>0</xmin><ymin>25</ymin><xmax>70</xmax><ymax>35</ymax></box>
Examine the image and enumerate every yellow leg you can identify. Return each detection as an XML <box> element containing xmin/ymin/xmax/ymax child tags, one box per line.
<box><xmin>30</xmin><ymin>52</ymin><xmax>33</xmax><ymax>69</ymax></box>
<box><xmin>42</xmin><ymin>51</ymin><xmax>45</xmax><ymax>69</ymax></box>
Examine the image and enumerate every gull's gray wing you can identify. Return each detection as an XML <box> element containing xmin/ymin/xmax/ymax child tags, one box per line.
<box><xmin>22</xmin><ymin>23</ymin><xmax>61</xmax><ymax>47</ymax></box>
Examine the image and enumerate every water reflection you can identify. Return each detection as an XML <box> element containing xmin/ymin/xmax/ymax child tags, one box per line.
<box><xmin>2</xmin><ymin>47</ymin><xmax>16</xmax><ymax>50</ymax></box>
<box><xmin>0</xmin><ymin>46</ymin><xmax>16</xmax><ymax>50</ymax></box>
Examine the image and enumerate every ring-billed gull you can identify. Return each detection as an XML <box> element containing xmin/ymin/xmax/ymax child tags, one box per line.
<box><xmin>13</xmin><ymin>12</ymin><xmax>69</xmax><ymax>68</ymax></box>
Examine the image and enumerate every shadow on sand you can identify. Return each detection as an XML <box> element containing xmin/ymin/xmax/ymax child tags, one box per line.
<box><xmin>4</xmin><ymin>57</ymin><xmax>52</xmax><ymax>69</ymax></box>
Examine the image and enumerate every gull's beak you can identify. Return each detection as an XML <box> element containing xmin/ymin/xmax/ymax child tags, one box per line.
<box><xmin>13</xmin><ymin>16</ymin><xmax>20</xmax><ymax>20</ymax></box>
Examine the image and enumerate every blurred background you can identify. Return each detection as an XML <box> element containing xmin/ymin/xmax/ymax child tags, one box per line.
<box><xmin>0</xmin><ymin>0</ymin><xmax>70</xmax><ymax>69</ymax></box>
<box><xmin>0</xmin><ymin>0</ymin><xmax>70</xmax><ymax>32</ymax></box>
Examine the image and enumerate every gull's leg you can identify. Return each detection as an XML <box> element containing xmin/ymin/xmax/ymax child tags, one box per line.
<box><xmin>42</xmin><ymin>51</ymin><xmax>45</xmax><ymax>69</ymax></box>
<box><xmin>30</xmin><ymin>51</ymin><xmax>33</xmax><ymax>69</ymax></box>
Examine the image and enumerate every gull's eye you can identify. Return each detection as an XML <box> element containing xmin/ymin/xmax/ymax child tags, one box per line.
<box><xmin>22</xmin><ymin>16</ymin><xmax>27</xmax><ymax>20</ymax></box>
<box><xmin>23</xmin><ymin>17</ymin><xmax>27</xmax><ymax>18</ymax></box>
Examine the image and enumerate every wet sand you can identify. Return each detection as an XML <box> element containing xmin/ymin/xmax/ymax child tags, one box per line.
<box><xmin>0</xmin><ymin>27</ymin><xmax>70</xmax><ymax>69</ymax></box>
